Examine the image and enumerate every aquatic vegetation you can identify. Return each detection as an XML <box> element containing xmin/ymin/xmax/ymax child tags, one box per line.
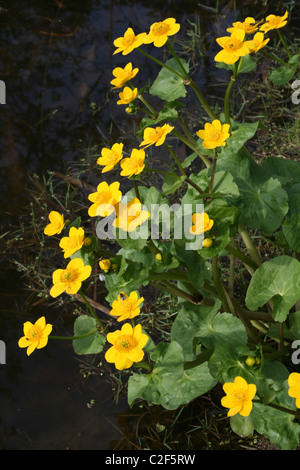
<box><xmin>18</xmin><ymin>13</ymin><xmax>300</xmax><ymax>450</ymax></box>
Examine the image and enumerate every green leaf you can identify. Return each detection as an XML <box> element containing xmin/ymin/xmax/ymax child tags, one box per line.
<box><xmin>269</xmin><ymin>54</ymin><xmax>299</xmax><ymax>86</ymax></box>
<box><xmin>73</xmin><ymin>315</ymin><xmax>105</xmax><ymax>355</ymax></box>
<box><xmin>282</xmin><ymin>185</ymin><xmax>300</xmax><ymax>252</ymax></box>
<box><xmin>149</xmin><ymin>58</ymin><xmax>189</xmax><ymax>101</ymax></box>
<box><xmin>245</xmin><ymin>256</ymin><xmax>300</xmax><ymax>322</ymax></box>
<box><xmin>230</xmin><ymin>413</ymin><xmax>254</xmax><ymax>438</ymax></box>
<box><xmin>216</xmin><ymin>149</ymin><xmax>289</xmax><ymax>232</ymax></box>
<box><xmin>219</xmin><ymin>121</ymin><xmax>260</xmax><ymax>156</ymax></box>
<box><xmin>215</xmin><ymin>54</ymin><xmax>256</xmax><ymax>74</ymax></box>
<box><xmin>162</xmin><ymin>174</ymin><xmax>186</xmax><ymax>195</ymax></box>
<box><xmin>208</xmin><ymin>342</ymin><xmax>257</xmax><ymax>383</ymax></box>
<box><xmin>104</xmin><ymin>259</ymin><xmax>149</xmax><ymax>304</ymax></box>
<box><xmin>251</xmin><ymin>402</ymin><xmax>300</xmax><ymax>450</ymax></box>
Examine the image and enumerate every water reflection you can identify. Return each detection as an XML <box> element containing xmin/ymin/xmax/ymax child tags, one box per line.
<box><xmin>0</xmin><ymin>0</ymin><xmax>296</xmax><ymax>450</ymax></box>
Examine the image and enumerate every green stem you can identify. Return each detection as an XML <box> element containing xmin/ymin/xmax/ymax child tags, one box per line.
<box><xmin>212</xmin><ymin>256</ymin><xmax>230</xmax><ymax>312</ymax></box>
<box><xmin>208</xmin><ymin>149</ymin><xmax>217</xmax><ymax>193</ymax></box>
<box><xmin>277</xmin><ymin>30</ymin><xmax>292</xmax><ymax>60</ymax></box>
<box><xmin>149</xmin><ymin>280</ymin><xmax>202</xmax><ymax>304</ymax></box>
<box><xmin>224</xmin><ymin>77</ymin><xmax>236</xmax><ymax>126</ymax></box>
<box><xmin>166</xmin><ymin>39</ymin><xmax>190</xmax><ymax>80</ymax></box>
<box><xmin>79</xmin><ymin>290</ymin><xmax>103</xmax><ymax>326</ymax></box>
<box><xmin>136</xmin><ymin>47</ymin><xmax>185</xmax><ymax>80</ymax></box>
<box><xmin>49</xmin><ymin>328</ymin><xmax>98</xmax><ymax>341</ymax></box>
<box><xmin>163</xmin><ymin>142</ymin><xmax>185</xmax><ymax>175</ymax></box>
<box><xmin>138</xmin><ymin>94</ymin><xmax>156</xmax><ymax>116</ymax></box>
<box><xmin>238</xmin><ymin>222</ymin><xmax>262</xmax><ymax>267</ymax></box>
<box><xmin>262</xmin><ymin>50</ymin><xmax>290</xmax><ymax>67</ymax></box>
<box><xmin>172</xmin><ymin>128</ymin><xmax>211</xmax><ymax>168</ymax></box>
<box><xmin>225</xmin><ymin>242</ymin><xmax>259</xmax><ymax>272</ymax></box>
<box><xmin>189</xmin><ymin>80</ymin><xmax>217</xmax><ymax>120</ymax></box>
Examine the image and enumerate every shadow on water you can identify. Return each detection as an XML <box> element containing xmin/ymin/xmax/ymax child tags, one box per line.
<box><xmin>0</xmin><ymin>0</ymin><xmax>297</xmax><ymax>450</ymax></box>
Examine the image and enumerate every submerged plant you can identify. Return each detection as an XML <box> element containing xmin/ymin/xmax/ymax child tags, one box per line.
<box><xmin>18</xmin><ymin>11</ymin><xmax>300</xmax><ymax>450</ymax></box>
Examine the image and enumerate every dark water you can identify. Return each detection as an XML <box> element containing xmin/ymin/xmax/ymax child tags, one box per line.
<box><xmin>0</xmin><ymin>0</ymin><xmax>298</xmax><ymax>450</ymax></box>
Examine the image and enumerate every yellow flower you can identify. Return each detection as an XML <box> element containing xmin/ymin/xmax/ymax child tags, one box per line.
<box><xmin>120</xmin><ymin>148</ymin><xmax>145</xmax><ymax>177</ymax></box>
<box><xmin>117</xmin><ymin>86</ymin><xmax>138</xmax><ymax>105</ymax></box>
<box><xmin>144</xmin><ymin>18</ymin><xmax>180</xmax><ymax>47</ymax></box>
<box><xmin>50</xmin><ymin>258</ymin><xmax>92</xmax><ymax>298</ymax></box>
<box><xmin>99</xmin><ymin>259</ymin><xmax>111</xmax><ymax>271</ymax></box>
<box><xmin>202</xmin><ymin>238</ymin><xmax>213</xmax><ymax>248</ymax></box>
<box><xmin>260</xmin><ymin>11</ymin><xmax>289</xmax><ymax>33</ymax></box>
<box><xmin>97</xmin><ymin>143</ymin><xmax>124</xmax><ymax>173</ymax></box>
<box><xmin>249</xmin><ymin>32</ymin><xmax>270</xmax><ymax>53</ymax></box>
<box><xmin>227</xmin><ymin>17</ymin><xmax>260</xmax><ymax>35</ymax></box>
<box><xmin>140</xmin><ymin>123</ymin><xmax>174</xmax><ymax>148</ymax></box>
<box><xmin>88</xmin><ymin>181</ymin><xmax>122</xmax><ymax>217</ymax></box>
<box><xmin>113</xmin><ymin>197</ymin><xmax>150</xmax><ymax>232</ymax></box>
<box><xmin>110</xmin><ymin>291</ymin><xmax>144</xmax><ymax>322</ymax></box>
<box><xmin>214</xmin><ymin>29</ymin><xmax>255</xmax><ymax>65</ymax></box>
<box><xmin>18</xmin><ymin>316</ymin><xmax>52</xmax><ymax>356</ymax></box>
<box><xmin>44</xmin><ymin>211</ymin><xmax>65</xmax><ymax>236</ymax></box>
<box><xmin>288</xmin><ymin>372</ymin><xmax>300</xmax><ymax>408</ymax></box>
<box><xmin>113</xmin><ymin>27</ymin><xmax>147</xmax><ymax>55</ymax></box>
<box><xmin>110</xmin><ymin>63</ymin><xmax>139</xmax><ymax>89</ymax></box>
<box><xmin>196</xmin><ymin>119</ymin><xmax>230</xmax><ymax>149</ymax></box>
<box><xmin>105</xmin><ymin>323</ymin><xmax>148</xmax><ymax>370</ymax></box>
<box><xmin>221</xmin><ymin>376</ymin><xmax>257</xmax><ymax>417</ymax></box>
<box><xmin>190</xmin><ymin>212</ymin><xmax>214</xmax><ymax>235</ymax></box>
<box><xmin>59</xmin><ymin>226</ymin><xmax>85</xmax><ymax>258</ymax></box>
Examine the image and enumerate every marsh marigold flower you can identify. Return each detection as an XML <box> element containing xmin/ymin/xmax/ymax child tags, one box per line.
<box><xmin>117</xmin><ymin>86</ymin><xmax>138</xmax><ymax>105</ymax></box>
<box><xmin>50</xmin><ymin>258</ymin><xmax>92</xmax><ymax>298</ymax></box>
<box><xmin>110</xmin><ymin>63</ymin><xmax>139</xmax><ymax>89</ymax></box>
<box><xmin>88</xmin><ymin>181</ymin><xmax>122</xmax><ymax>217</ymax></box>
<box><xmin>221</xmin><ymin>376</ymin><xmax>257</xmax><ymax>417</ymax></box>
<box><xmin>99</xmin><ymin>259</ymin><xmax>111</xmax><ymax>271</ymax></box>
<box><xmin>120</xmin><ymin>148</ymin><xmax>145</xmax><ymax>177</ymax></box>
<box><xmin>288</xmin><ymin>372</ymin><xmax>300</xmax><ymax>408</ymax></box>
<box><xmin>110</xmin><ymin>291</ymin><xmax>144</xmax><ymax>322</ymax></box>
<box><xmin>227</xmin><ymin>17</ymin><xmax>260</xmax><ymax>35</ymax></box>
<box><xmin>140</xmin><ymin>123</ymin><xmax>174</xmax><ymax>148</ymax></box>
<box><xmin>214</xmin><ymin>29</ymin><xmax>255</xmax><ymax>65</ymax></box>
<box><xmin>97</xmin><ymin>143</ymin><xmax>124</xmax><ymax>173</ymax></box>
<box><xmin>190</xmin><ymin>212</ymin><xmax>214</xmax><ymax>235</ymax></box>
<box><xmin>260</xmin><ymin>11</ymin><xmax>289</xmax><ymax>33</ymax></box>
<box><xmin>59</xmin><ymin>226</ymin><xmax>85</xmax><ymax>258</ymax></box>
<box><xmin>113</xmin><ymin>197</ymin><xmax>150</xmax><ymax>232</ymax></box>
<box><xmin>249</xmin><ymin>32</ymin><xmax>270</xmax><ymax>53</ymax></box>
<box><xmin>105</xmin><ymin>322</ymin><xmax>148</xmax><ymax>370</ymax></box>
<box><xmin>44</xmin><ymin>211</ymin><xmax>65</xmax><ymax>236</ymax></box>
<box><xmin>144</xmin><ymin>18</ymin><xmax>180</xmax><ymax>47</ymax></box>
<box><xmin>196</xmin><ymin>119</ymin><xmax>230</xmax><ymax>149</ymax></box>
<box><xmin>18</xmin><ymin>316</ymin><xmax>52</xmax><ymax>356</ymax></box>
<box><xmin>113</xmin><ymin>27</ymin><xmax>147</xmax><ymax>55</ymax></box>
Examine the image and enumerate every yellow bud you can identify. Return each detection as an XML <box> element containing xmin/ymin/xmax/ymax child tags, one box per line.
<box><xmin>83</xmin><ymin>237</ymin><xmax>92</xmax><ymax>246</ymax></box>
<box><xmin>202</xmin><ymin>238</ymin><xmax>213</xmax><ymax>248</ymax></box>
<box><xmin>245</xmin><ymin>356</ymin><xmax>256</xmax><ymax>367</ymax></box>
<box><xmin>155</xmin><ymin>253</ymin><xmax>162</xmax><ymax>261</ymax></box>
<box><xmin>125</xmin><ymin>107</ymin><xmax>132</xmax><ymax>113</ymax></box>
<box><xmin>99</xmin><ymin>259</ymin><xmax>111</xmax><ymax>271</ymax></box>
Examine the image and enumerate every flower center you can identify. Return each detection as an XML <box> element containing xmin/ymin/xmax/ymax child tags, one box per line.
<box><xmin>234</xmin><ymin>389</ymin><xmax>247</xmax><ymax>402</ymax></box>
<box><xmin>225</xmin><ymin>38</ymin><xmax>240</xmax><ymax>50</ymax></box>
<box><xmin>62</xmin><ymin>268</ymin><xmax>78</xmax><ymax>283</ymax></box>
<box><xmin>207</xmin><ymin>129</ymin><xmax>221</xmax><ymax>141</ymax></box>
<box><xmin>27</xmin><ymin>326</ymin><xmax>43</xmax><ymax>341</ymax></box>
<box><xmin>124</xmin><ymin>33</ymin><xmax>135</xmax><ymax>46</ymax></box>
<box><xmin>114</xmin><ymin>334</ymin><xmax>137</xmax><ymax>352</ymax></box>
<box><xmin>95</xmin><ymin>191</ymin><xmax>112</xmax><ymax>205</ymax></box>
<box><xmin>153</xmin><ymin>22</ymin><xmax>169</xmax><ymax>36</ymax></box>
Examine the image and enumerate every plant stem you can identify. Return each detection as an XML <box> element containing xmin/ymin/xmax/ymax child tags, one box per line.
<box><xmin>277</xmin><ymin>30</ymin><xmax>292</xmax><ymax>60</ymax></box>
<box><xmin>238</xmin><ymin>222</ymin><xmax>262</xmax><ymax>267</ymax></box>
<box><xmin>189</xmin><ymin>80</ymin><xmax>217</xmax><ymax>120</ymax></box>
<box><xmin>79</xmin><ymin>289</ymin><xmax>103</xmax><ymax>326</ymax></box>
<box><xmin>262</xmin><ymin>50</ymin><xmax>290</xmax><ymax>67</ymax></box>
<box><xmin>224</xmin><ymin>76</ymin><xmax>236</xmax><ymax>126</ymax></box>
<box><xmin>172</xmin><ymin>128</ymin><xmax>211</xmax><ymax>168</ymax></box>
<box><xmin>50</xmin><ymin>328</ymin><xmax>98</xmax><ymax>341</ymax></box>
<box><xmin>225</xmin><ymin>242</ymin><xmax>259</xmax><ymax>272</ymax></box>
<box><xmin>212</xmin><ymin>256</ymin><xmax>230</xmax><ymax>312</ymax></box>
<box><xmin>208</xmin><ymin>149</ymin><xmax>217</xmax><ymax>193</ymax></box>
<box><xmin>163</xmin><ymin>142</ymin><xmax>185</xmax><ymax>175</ymax></box>
<box><xmin>136</xmin><ymin>47</ymin><xmax>185</xmax><ymax>79</ymax></box>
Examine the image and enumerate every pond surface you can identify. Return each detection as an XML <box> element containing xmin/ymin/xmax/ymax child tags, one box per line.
<box><xmin>0</xmin><ymin>0</ymin><xmax>296</xmax><ymax>450</ymax></box>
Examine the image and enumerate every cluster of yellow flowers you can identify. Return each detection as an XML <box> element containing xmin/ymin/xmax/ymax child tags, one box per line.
<box><xmin>215</xmin><ymin>11</ymin><xmax>288</xmax><ymax>65</ymax></box>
